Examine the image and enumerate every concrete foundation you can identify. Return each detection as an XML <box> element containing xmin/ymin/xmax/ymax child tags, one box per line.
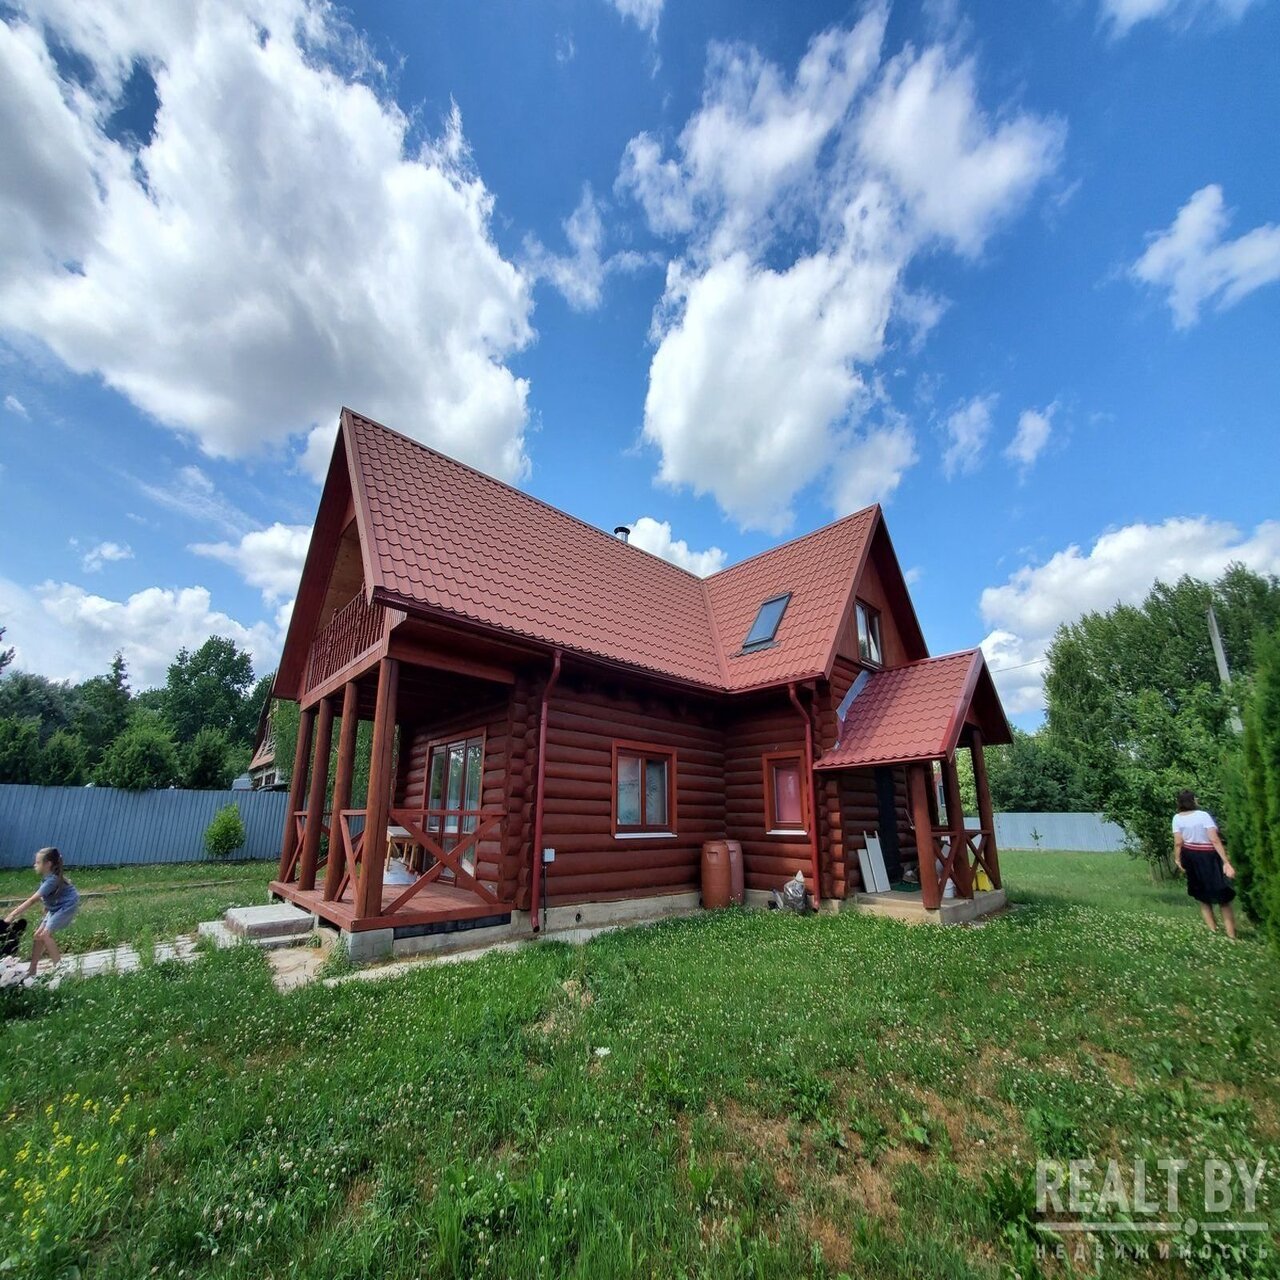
<box><xmin>850</xmin><ymin>887</ymin><xmax>1007</xmax><ymax>924</ymax></box>
<box><xmin>531</xmin><ymin>890</ymin><xmax>702</xmax><ymax>935</ymax></box>
<box><xmin>344</xmin><ymin>927</ymin><xmax>394</xmax><ymax>963</ymax></box>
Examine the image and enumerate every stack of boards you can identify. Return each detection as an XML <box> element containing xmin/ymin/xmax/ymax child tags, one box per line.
<box><xmin>857</xmin><ymin>833</ymin><xmax>892</xmax><ymax>894</ymax></box>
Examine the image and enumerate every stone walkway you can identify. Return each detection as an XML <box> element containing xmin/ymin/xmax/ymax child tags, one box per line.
<box><xmin>0</xmin><ymin>934</ymin><xmax>201</xmax><ymax>988</ymax></box>
<box><xmin>0</xmin><ymin>921</ymin><xmax>328</xmax><ymax>994</ymax></box>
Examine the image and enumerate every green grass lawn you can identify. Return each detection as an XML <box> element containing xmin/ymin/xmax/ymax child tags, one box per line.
<box><xmin>2</xmin><ymin>853</ymin><xmax>1277</xmax><ymax>1279</ymax></box>
<box><xmin>0</xmin><ymin>861</ymin><xmax>270</xmax><ymax>953</ymax></box>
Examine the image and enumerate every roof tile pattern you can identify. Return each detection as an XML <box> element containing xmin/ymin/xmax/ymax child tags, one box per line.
<box><xmin>348</xmin><ymin>413</ymin><xmax>725</xmax><ymax>686</ymax></box>
<box><xmin>814</xmin><ymin>651</ymin><xmax>981</xmax><ymax>768</ymax></box>
<box><xmin>345</xmin><ymin>411</ymin><xmax>879</xmax><ymax>691</ymax></box>
<box><xmin>707</xmin><ymin>510</ymin><xmax>875</xmax><ymax>691</ymax></box>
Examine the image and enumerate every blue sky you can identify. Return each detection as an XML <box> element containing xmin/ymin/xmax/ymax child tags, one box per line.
<box><xmin>1</xmin><ymin>0</ymin><xmax>1277</xmax><ymax>721</ymax></box>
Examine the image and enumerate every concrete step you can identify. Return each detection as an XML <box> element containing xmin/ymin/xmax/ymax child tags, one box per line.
<box><xmin>224</xmin><ymin>903</ymin><xmax>315</xmax><ymax>940</ymax></box>
<box><xmin>198</xmin><ymin>919</ymin><xmax>311</xmax><ymax>951</ymax></box>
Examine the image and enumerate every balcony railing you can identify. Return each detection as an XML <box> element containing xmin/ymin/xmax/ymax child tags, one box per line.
<box><xmin>305</xmin><ymin>592</ymin><xmax>384</xmax><ymax>691</ymax></box>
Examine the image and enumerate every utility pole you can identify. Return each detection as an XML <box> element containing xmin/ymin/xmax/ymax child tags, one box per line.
<box><xmin>1207</xmin><ymin>606</ymin><xmax>1245</xmax><ymax>735</ymax></box>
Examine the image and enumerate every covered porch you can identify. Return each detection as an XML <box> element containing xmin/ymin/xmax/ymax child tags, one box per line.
<box><xmin>816</xmin><ymin>650</ymin><xmax>1012</xmax><ymax>917</ymax></box>
<box><xmin>270</xmin><ymin>597</ymin><xmax>524</xmax><ymax>938</ymax></box>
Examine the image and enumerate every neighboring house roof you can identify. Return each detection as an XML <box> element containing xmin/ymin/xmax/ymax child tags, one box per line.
<box><xmin>342</xmin><ymin>409</ymin><xmax>889</xmax><ymax>693</ymax></box>
<box><xmin>813</xmin><ymin>650</ymin><xmax>1012</xmax><ymax>769</ymax></box>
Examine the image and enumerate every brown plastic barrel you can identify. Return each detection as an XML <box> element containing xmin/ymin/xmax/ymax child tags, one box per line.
<box><xmin>725</xmin><ymin>839</ymin><xmax>744</xmax><ymax>905</ymax></box>
<box><xmin>701</xmin><ymin>840</ymin><xmax>732</xmax><ymax>909</ymax></box>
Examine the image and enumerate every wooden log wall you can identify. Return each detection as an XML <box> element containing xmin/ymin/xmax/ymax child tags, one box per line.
<box><xmin>396</xmin><ymin>694</ymin><xmax>513</xmax><ymax>899</ymax></box>
<box><xmin>508</xmin><ymin>672</ymin><xmax>538</xmax><ymax>911</ymax></box>
<box><xmin>813</xmin><ymin>679</ymin><xmax>845</xmax><ymax>899</ymax></box>
<box><xmin>723</xmin><ymin>694</ymin><xmax>811</xmax><ymax>892</ymax></box>
<box><xmin>538</xmin><ymin>671</ymin><xmax>725</xmax><ymax>905</ymax></box>
<box><xmin>835</xmin><ymin>768</ymin><xmax>913</xmax><ymax>891</ymax></box>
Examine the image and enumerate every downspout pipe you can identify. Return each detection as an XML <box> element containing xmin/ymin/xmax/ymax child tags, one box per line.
<box><xmin>530</xmin><ymin>649</ymin><xmax>562</xmax><ymax>933</ymax></box>
<box><xmin>788</xmin><ymin>682</ymin><xmax>822</xmax><ymax>907</ymax></box>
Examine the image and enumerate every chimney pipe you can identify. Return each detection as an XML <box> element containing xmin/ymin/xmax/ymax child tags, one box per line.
<box><xmin>614</xmin><ymin>525</ymin><xmax>631</xmax><ymax>543</ymax></box>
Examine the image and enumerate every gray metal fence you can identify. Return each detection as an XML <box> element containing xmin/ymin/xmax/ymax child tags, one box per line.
<box><xmin>0</xmin><ymin>785</ymin><xmax>290</xmax><ymax>868</ymax></box>
<box><xmin>970</xmin><ymin>811</ymin><xmax>1127</xmax><ymax>853</ymax></box>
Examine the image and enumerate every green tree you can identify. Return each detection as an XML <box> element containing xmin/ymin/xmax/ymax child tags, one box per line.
<box><xmin>986</xmin><ymin>729</ymin><xmax>1098</xmax><ymax>812</ymax></box>
<box><xmin>270</xmin><ymin>698</ymin><xmax>301</xmax><ymax>783</ymax></box>
<box><xmin>39</xmin><ymin>730</ymin><xmax>89</xmax><ymax>785</ymax></box>
<box><xmin>183</xmin><ymin>727</ymin><xmax>235</xmax><ymax>789</ymax></box>
<box><xmin>238</xmin><ymin>674</ymin><xmax>275</xmax><ymax>747</ymax></box>
<box><xmin>0</xmin><ymin>671</ymin><xmax>79</xmax><ymax>743</ymax></box>
<box><xmin>1044</xmin><ymin>566</ymin><xmax>1279</xmax><ymax>869</ymax></box>
<box><xmin>159</xmin><ymin>637</ymin><xmax>256</xmax><ymax>744</ymax></box>
<box><xmin>0</xmin><ymin>716</ymin><xmax>41</xmax><ymax>783</ymax></box>
<box><xmin>0</xmin><ymin>625</ymin><xmax>13</xmax><ymax>674</ymax></box>
<box><xmin>204</xmin><ymin>803</ymin><xmax>247</xmax><ymax>859</ymax></box>
<box><xmin>94</xmin><ymin>723</ymin><xmax>180</xmax><ymax>790</ymax></box>
<box><xmin>74</xmin><ymin>652</ymin><xmax>132</xmax><ymax>763</ymax></box>
<box><xmin>1226</xmin><ymin>624</ymin><xmax>1280</xmax><ymax>950</ymax></box>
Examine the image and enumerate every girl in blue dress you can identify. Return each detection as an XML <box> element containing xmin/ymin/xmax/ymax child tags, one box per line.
<box><xmin>3</xmin><ymin>847</ymin><xmax>80</xmax><ymax>981</ymax></box>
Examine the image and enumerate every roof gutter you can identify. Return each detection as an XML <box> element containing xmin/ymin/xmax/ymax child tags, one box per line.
<box><xmin>788</xmin><ymin>682</ymin><xmax>822</xmax><ymax>905</ymax></box>
<box><xmin>530</xmin><ymin>649</ymin><xmax>562</xmax><ymax>933</ymax></box>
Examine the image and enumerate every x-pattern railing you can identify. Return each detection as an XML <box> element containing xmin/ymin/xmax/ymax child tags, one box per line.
<box><xmin>280</xmin><ymin>810</ymin><xmax>330</xmax><ymax>884</ymax></box>
<box><xmin>382</xmin><ymin>807</ymin><xmax>503</xmax><ymax>915</ymax></box>
<box><xmin>933</xmin><ymin>826</ymin><xmax>996</xmax><ymax>897</ymax></box>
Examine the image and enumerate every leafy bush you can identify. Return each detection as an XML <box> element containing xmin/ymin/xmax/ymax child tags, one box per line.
<box><xmin>39</xmin><ymin>730</ymin><xmax>89</xmax><ymax>785</ymax></box>
<box><xmin>204</xmin><ymin>803</ymin><xmax>247</xmax><ymax>860</ymax></box>
<box><xmin>94</xmin><ymin>723</ymin><xmax>180</xmax><ymax>790</ymax></box>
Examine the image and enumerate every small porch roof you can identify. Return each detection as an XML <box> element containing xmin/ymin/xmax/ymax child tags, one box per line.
<box><xmin>814</xmin><ymin>649</ymin><xmax>1012</xmax><ymax>771</ymax></box>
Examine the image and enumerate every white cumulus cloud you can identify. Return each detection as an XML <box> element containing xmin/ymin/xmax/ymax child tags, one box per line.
<box><xmin>81</xmin><ymin>541</ymin><xmax>133</xmax><ymax>572</ymax></box>
<box><xmin>191</xmin><ymin>522</ymin><xmax>312</xmax><ymax>603</ymax></box>
<box><xmin>1006</xmin><ymin>402</ymin><xmax>1057</xmax><ymax>473</ymax></box>
<box><xmin>941</xmin><ymin>394</ymin><xmax>996</xmax><ymax>479</ymax></box>
<box><xmin>979</xmin><ymin>516</ymin><xmax>1280</xmax><ymax>713</ymax></box>
<box><xmin>1131</xmin><ymin>184</ymin><xmax>1280</xmax><ymax>328</ymax></box>
<box><xmin>626</xmin><ymin>516</ymin><xmax>726</xmax><ymax>576</ymax></box>
<box><xmin>619</xmin><ymin>10</ymin><xmax>1063</xmax><ymax>532</ymax></box>
<box><xmin>0</xmin><ymin>0</ymin><xmax>535</xmax><ymax>485</ymax></box>
<box><xmin>3</xmin><ymin>395</ymin><xmax>28</xmax><ymax>418</ymax></box>
<box><xmin>0</xmin><ymin>574</ymin><xmax>287</xmax><ymax>687</ymax></box>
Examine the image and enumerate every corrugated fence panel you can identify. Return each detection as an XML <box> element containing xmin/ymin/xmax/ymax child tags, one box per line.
<box><xmin>966</xmin><ymin>811</ymin><xmax>1127</xmax><ymax>853</ymax></box>
<box><xmin>0</xmin><ymin>786</ymin><xmax>290</xmax><ymax>868</ymax></box>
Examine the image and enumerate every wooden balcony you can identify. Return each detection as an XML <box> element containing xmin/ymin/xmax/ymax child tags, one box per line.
<box><xmin>305</xmin><ymin>593</ymin><xmax>385</xmax><ymax>692</ymax></box>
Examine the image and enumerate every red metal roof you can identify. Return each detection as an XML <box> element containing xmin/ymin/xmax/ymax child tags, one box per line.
<box><xmin>813</xmin><ymin>650</ymin><xmax>1008</xmax><ymax>768</ymax></box>
<box><xmin>343</xmin><ymin>409</ymin><xmax>881</xmax><ymax>692</ymax></box>
<box><xmin>707</xmin><ymin>509</ymin><xmax>876</xmax><ymax>690</ymax></box>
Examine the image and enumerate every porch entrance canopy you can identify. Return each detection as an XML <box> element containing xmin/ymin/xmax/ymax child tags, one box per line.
<box><xmin>813</xmin><ymin>650</ymin><xmax>1011</xmax><ymax>771</ymax></box>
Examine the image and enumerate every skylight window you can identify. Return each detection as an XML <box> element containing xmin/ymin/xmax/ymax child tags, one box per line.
<box><xmin>743</xmin><ymin>593</ymin><xmax>790</xmax><ymax>651</ymax></box>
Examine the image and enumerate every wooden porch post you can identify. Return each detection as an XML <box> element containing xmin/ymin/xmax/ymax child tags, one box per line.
<box><xmin>356</xmin><ymin>657</ymin><xmax>399</xmax><ymax>920</ymax></box>
<box><xmin>277</xmin><ymin>705</ymin><xmax>315</xmax><ymax>881</ymax></box>
<box><xmin>908</xmin><ymin>763</ymin><xmax>941</xmax><ymax>910</ymax></box>
<box><xmin>941</xmin><ymin>754</ymin><xmax>974</xmax><ymax>898</ymax></box>
<box><xmin>324</xmin><ymin>680</ymin><xmax>361</xmax><ymax>901</ymax></box>
<box><xmin>970</xmin><ymin>729</ymin><xmax>1001</xmax><ymax>889</ymax></box>
<box><xmin>297</xmin><ymin>696</ymin><xmax>335</xmax><ymax>891</ymax></box>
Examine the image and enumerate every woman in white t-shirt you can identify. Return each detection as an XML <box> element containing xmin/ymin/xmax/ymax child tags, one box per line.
<box><xmin>1172</xmin><ymin>789</ymin><xmax>1236</xmax><ymax>939</ymax></box>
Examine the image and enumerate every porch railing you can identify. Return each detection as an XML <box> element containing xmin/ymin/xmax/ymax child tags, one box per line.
<box><xmin>927</xmin><ymin>825</ymin><xmax>1000</xmax><ymax>898</ymax></box>
<box><xmin>332</xmin><ymin>806</ymin><xmax>505</xmax><ymax>915</ymax></box>
<box><xmin>305</xmin><ymin>593</ymin><xmax>384</xmax><ymax>692</ymax></box>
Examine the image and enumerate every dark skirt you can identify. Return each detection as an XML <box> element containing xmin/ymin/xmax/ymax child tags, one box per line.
<box><xmin>1183</xmin><ymin>848</ymin><xmax>1235</xmax><ymax>906</ymax></box>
